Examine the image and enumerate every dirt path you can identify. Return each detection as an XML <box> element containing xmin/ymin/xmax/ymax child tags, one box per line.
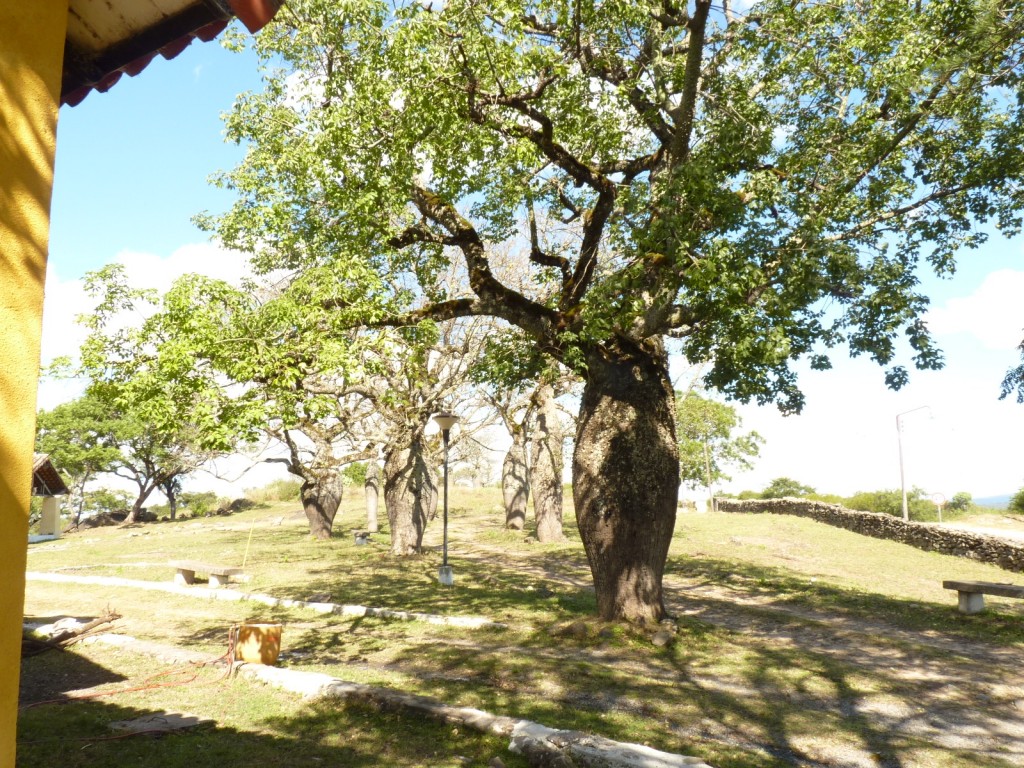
<box><xmin>450</xmin><ymin>530</ymin><xmax>1024</xmax><ymax>768</ymax></box>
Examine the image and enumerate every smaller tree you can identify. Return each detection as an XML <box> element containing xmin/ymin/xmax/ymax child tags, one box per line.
<box><xmin>676</xmin><ymin>391</ymin><xmax>763</xmax><ymax>510</ymax></box>
<box><xmin>35</xmin><ymin>393</ymin><xmax>123</xmax><ymax>527</ymax></box>
<box><xmin>948</xmin><ymin>492</ymin><xmax>973</xmax><ymax>512</ymax></box>
<box><xmin>845</xmin><ymin>487</ymin><xmax>933</xmax><ymax>519</ymax></box>
<box><xmin>762</xmin><ymin>477</ymin><xmax>816</xmax><ymax>499</ymax></box>
<box><xmin>1009</xmin><ymin>488</ymin><xmax>1024</xmax><ymax>514</ymax></box>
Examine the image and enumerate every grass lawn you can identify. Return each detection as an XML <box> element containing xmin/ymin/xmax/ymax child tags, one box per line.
<box><xmin>19</xmin><ymin>487</ymin><xmax>1024</xmax><ymax>767</ymax></box>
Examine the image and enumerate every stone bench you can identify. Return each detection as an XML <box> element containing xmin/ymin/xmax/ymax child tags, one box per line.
<box><xmin>171</xmin><ymin>560</ymin><xmax>243</xmax><ymax>588</ymax></box>
<box><xmin>942</xmin><ymin>579</ymin><xmax>1024</xmax><ymax>614</ymax></box>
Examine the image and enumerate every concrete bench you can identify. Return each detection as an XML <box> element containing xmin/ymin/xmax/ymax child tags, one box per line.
<box><xmin>171</xmin><ymin>560</ymin><xmax>243</xmax><ymax>587</ymax></box>
<box><xmin>942</xmin><ymin>580</ymin><xmax>1024</xmax><ymax>614</ymax></box>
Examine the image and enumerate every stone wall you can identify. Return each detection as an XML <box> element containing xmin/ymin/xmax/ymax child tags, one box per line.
<box><xmin>716</xmin><ymin>498</ymin><xmax>1024</xmax><ymax>572</ymax></box>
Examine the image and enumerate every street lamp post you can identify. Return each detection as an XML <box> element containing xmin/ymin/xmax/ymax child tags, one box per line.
<box><xmin>896</xmin><ymin>405</ymin><xmax>931</xmax><ymax>522</ymax></box>
<box><xmin>432</xmin><ymin>411</ymin><xmax>459</xmax><ymax>586</ymax></box>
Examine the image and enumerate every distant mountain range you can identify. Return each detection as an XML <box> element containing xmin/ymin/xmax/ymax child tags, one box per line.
<box><xmin>975</xmin><ymin>495</ymin><xmax>1011</xmax><ymax>510</ymax></box>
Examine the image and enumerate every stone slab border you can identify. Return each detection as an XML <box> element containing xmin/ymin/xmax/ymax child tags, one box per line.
<box><xmin>26</xmin><ymin>571</ymin><xmax>504</xmax><ymax>629</ymax></box>
<box><xmin>82</xmin><ymin>633</ymin><xmax>713</xmax><ymax>768</ymax></box>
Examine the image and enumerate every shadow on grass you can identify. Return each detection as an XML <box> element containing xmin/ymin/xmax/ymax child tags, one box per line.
<box><xmin>256</xmin><ymin>533</ymin><xmax>599</xmax><ymax>622</ymax></box>
<box><xmin>17</xmin><ymin>646</ymin><xmax>529</xmax><ymax>768</ymax></box>
<box><xmin>667</xmin><ymin>554</ymin><xmax>1024</xmax><ymax>647</ymax></box>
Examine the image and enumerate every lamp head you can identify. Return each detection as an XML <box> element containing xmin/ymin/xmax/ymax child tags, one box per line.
<box><xmin>432</xmin><ymin>411</ymin><xmax>459</xmax><ymax>433</ymax></box>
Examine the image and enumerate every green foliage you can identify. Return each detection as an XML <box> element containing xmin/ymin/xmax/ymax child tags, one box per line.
<box><xmin>80</xmin><ymin>488</ymin><xmax>132</xmax><ymax>520</ymax></box>
<box><xmin>761</xmin><ymin>477</ymin><xmax>817</xmax><ymax>499</ymax></box>
<box><xmin>205</xmin><ymin>0</ymin><xmax>1024</xmax><ymax>412</ymax></box>
<box><xmin>245</xmin><ymin>478</ymin><xmax>303</xmax><ymax>504</ymax></box>
<box><xmin>179</xmin><ymin>491</ymin><xmax>222</xmax><ymax>517</ymax></box>
<box><xmin>1009</xmin><ymin>488</ymin><xmax>1024</xmax><ymax>514</ymax></box>
<box><xmin>844</xmin><ymin>487</ymin><xmax>934</xmax><ymax>520</ymax></box>
<box><xmin>342</xmin><ymin>462</ymin><xmax>369</xmax><ymax>487</ymax></box>
<box><xmin>35</xmin><ymin>393</ymin><xmax>123</xmax><ymax>490</ymax></box>
<box><xmin>676</xmin><ymin>390</ymin><xmax>763</xmax><ymax>491</ymax></box>
<box><xmin>948</xmin><ymin>491</ymin><xmax>973</xmax><ymax>512</ymax></box>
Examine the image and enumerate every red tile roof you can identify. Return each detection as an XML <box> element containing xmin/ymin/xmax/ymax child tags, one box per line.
<box><xmin>32</xmin><ymin>454</ymin><xmax>69</xmax><ymax>497</ymax></box>
<box><xmin>61</xmin><ymin>0</ymin><xmax>282</xmax><ymax>107</ymax></box>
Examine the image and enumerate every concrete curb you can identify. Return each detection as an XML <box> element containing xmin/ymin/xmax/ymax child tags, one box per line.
<box><xmin>80</xmin><ymin>633</ymin><xmax>713</xmax><ymax>768</ymax></box>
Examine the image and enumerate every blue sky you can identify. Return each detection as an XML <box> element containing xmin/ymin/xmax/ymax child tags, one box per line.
<box><xmin>43</xmin><ymin>28</ymin><xmax>1024</xmax><ymax>501</ymax></box>
<box><xmin>50</xmin><ymin>38</ymin><xmax>260</xmax><ymax>273</ymax></box>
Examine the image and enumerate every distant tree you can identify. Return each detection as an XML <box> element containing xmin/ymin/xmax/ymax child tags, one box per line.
<box><xmin>845</xmin><ymin>487</ymin><xmax>933</xmax><ymax>519</ymax></box>
<box><xmin>452</xmin><ymin>439</ymin><xmax>493</xmax><ymax>488</ymax></box>
<box><xmin>80</xmin><ymin>488</ymin><xmax>132</xmax><ymax>524</ymax></box>
<box><xmin>762</xmin><ymin>477</ymin><xmax>816</xmax><ymax>499</ymax></box>
<box><xmin>68</xmin><ymin>265</ymin><xmax>234</xmax><ymax>525</ymax></box>
<box><xmin>1009</xmin><ymin>488</ymin><xmax>1024</xmax><ymax>514</ymax></box>
<box><xmin>160</xmin><ymin>475</ymin><xmax>184</xmax><ymax>520</ymax></box>
<box><xmin>948</xmin><ymin>492</ymin><xmax>973</xmax><ymax>512</ymax></box>
<box><xmin>35</xmin><ymin>392</ymin><xmax>123</xmax><ymax>527</ymax></box>
<box><xmin>342</xmin><ymin>462</ymin><xmax>369</xmax><ymax>487</ymax></box>
<box><xmin>676</xmin><ymin>391</ymin><xmax>763</xmax><ymax>509</ymax></box>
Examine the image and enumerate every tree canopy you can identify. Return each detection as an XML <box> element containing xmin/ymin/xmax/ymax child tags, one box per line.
<box><xmin>210</xmin><ymin>0</ymin><xmax>1024</xmax><ymax>408</ymax></box>
<box><xmin>201</xmin><ymin>0</ymin><xmax>1024</xmax><ymax>621</ymax></box>
<box><xmin>676</xmin><ymin>390</ymin><xmax>762</xmax><ymax>494</ymax></box>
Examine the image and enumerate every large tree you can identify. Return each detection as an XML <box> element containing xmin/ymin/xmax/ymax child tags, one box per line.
<box><xmin>209</xmin><ymin>0</ymin><xmax>1024</xmax><ymax>621</ymax></box>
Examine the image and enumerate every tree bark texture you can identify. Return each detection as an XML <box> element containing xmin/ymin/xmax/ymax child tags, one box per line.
<box><xmin>530</xmin><ymin>383</ymin><xmax>564</xmax><ymax>542</ymax></box>
<box><xmin>384</xmin><ymin>437</ymin><xmax>438</xmax><ymax>556</ymax></box>
<box><xmin>302</xmin><ymin>471</ymin><xmax>344</xmax><ymax>540</ymax></box>
<box><xmin>572</xmin><ymin>346</ymin><xmax>679</xmax><ymax>623</ymax></box>
<box><xmin>502</xmin><ymin>428</ymin><xmax>529</xmax><ymax>531</ymax></box>
<box><xmin>364</xmin><ymin>460</ymin><xmax>381</xmax><ymax>533</ymax></box>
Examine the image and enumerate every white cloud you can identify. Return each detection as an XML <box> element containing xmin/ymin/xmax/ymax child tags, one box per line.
<box><xmin>113</xmin><ymin>241</ymin><xmax>249</xmax><ymax>288</ymax></box>
<box><xmin>690</xmin><ymin>268</ymin><xmax>1024</xmax><ymax>500</ymax></box>
<box><xmin>926</xmin><ymin>269</ymin><xmax>1024</xmax><ymax>350</ymax></box>
<box><xmin>38</xmin><ymin>243</ymin><xmax>250</xmax><ymax>411</ymax></box>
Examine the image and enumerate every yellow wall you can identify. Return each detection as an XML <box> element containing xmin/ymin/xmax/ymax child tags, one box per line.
<box><xmin>0</xmin><ymin>2</ymin><xmax>69</xmax><ymax>761</ymax></box>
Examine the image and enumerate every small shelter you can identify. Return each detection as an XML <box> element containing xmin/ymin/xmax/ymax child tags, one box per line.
<box><xmin>32</xmin><ymin>454</ymin><xmax>69</xmax><ymax>538</ymax></box>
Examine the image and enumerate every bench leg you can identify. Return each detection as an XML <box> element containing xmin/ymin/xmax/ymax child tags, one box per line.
<box><xmin>957</xmin><ymin>591</ymin><xmax>985</xmax><ymax>614</ymax></box>
<box><xmin>175</xmin><ymin>569</ymin><xmax>195</xmax><ymax>586</ymax></box>
<box><xmin>209</xmin><ymin>573</ymin><xmax>229</xmax><ymax>588</ymax></box>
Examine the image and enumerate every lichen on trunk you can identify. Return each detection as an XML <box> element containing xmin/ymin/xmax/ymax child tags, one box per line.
<box><xmin>572</xmin><ymin>342</ymin><xmax>679</xmax><ymax>623</ymax></box>
<box><xmin>384</xmin><ymin>436</ymin><xmax>438</xmax><ymax>556</ymax></box>
<box><xmin>502</xmin><ymin>428</ymin><xmax>529</xmax><ymax>530</ymax></box>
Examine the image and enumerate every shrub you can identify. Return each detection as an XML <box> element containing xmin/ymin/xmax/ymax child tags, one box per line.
<box><xmin>179</xmin><ymin>491</ymin><xmax>221</xmax><ymax>517</ymax></box>
<box><xmin>342</xmin><ymin>462</ymin><xmax>368</xmax><ymax>486</ymax></box>
<box><xmin>761</xmin><ymin>477</ymin><xmax>816</xmax><ymax>499</ymax></box>
<box><xmin>245</xmin><ymin>478</ymin><xmax>303</xmax><ymax>504</ymax></box>
<box><xmin>947</xmin><ymin>492</ymin><xmax>972</xmax><ymax>512</ymax></box>
<box><xmin>844</xmin><ymin>487</ymin><xmax>934</xmax><ymax>520</ymax></box>
<box><xmin>1009</xmin><ymin>488</ymin><xmax>1024</xmax><ymax>514</ymax></box>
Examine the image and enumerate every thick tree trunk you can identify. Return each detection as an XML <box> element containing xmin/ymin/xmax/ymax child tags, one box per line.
<box><xmin>502</xmin><ymin>428</ymin><xmax>529</xmax><ymax>530</ymax></box>
<box><xmin>572</xmin><ymin>344</ymin><xmax>679</xmax><ymax>623</ymax></box>
<box><xmin>122</xmin><ymin>485</ymin><xmax>156</xmax><ymax>525</ymax></box>
<box><xmin>301</xmin><ymin>471</ymin><xmax>344</xmax><ymax>540</ymax></box>
<box><xmin>530</xmin><ymin>383</ymin><xmax>564</xmax><ymax>542</ymax></box>
<box><xmin>384</xmin><ymin>437</ymin><xmax>438</xmax><ymax>556</ymax></box>
<box><xmin>364</xmin><ymin>460</ymin><xmax>381</xmax><ymax>534</ymax></box>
